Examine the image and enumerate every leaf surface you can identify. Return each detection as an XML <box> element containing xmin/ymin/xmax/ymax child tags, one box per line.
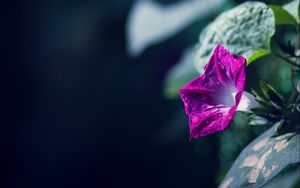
<box><xmin>194</xmin><ymin>1</ymin><xmax>275</xmax><ymax>71</ymax></box>
<box><xmin>219</xmin><ymin>122</ymin><xmax>300</xmax><ymax>188</ymax></box>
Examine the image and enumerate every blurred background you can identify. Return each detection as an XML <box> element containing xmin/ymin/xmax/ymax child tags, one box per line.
<box><xmin>5</xmin><ymin>0</ymin><xmax>295</xmax><ymax>188</ymax></box>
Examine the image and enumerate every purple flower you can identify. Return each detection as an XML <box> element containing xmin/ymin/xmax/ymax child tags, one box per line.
<box><xmin>179</xmin><ymin>45</ymin><xmax>247</xmax><ymax>139</ymax></box>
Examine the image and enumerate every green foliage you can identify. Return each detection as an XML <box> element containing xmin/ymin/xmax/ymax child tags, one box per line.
<box><xmin>218</xmin><ymin>112</ymin><xmax>263</xmax><ymax>173</ymax></box>
<box><xmin>283</xmin><ymin>0</ymin><xmax>300</xmax><ymax>23</ymax></box>
<box><xmin>263</xmin><ymin>165</ymin><xmax>300</xmax><ymax>188</ymax></box>
<box><xmin>298</xmin><ymin>1</ymin><xmax>300</xmax><ymax>21</ymax></box>
<box><xmin>248</xmin><ymin>50</ymin><xmax>270</xmax><ymax>64</ymax></box>
<box><xmin>159</xmin><ymin>0</ymin><xmax>300</xmax><ymax>186</ymax></box>
<box><xmin>250</xmin><ymin>82</ymin><xmax>300</xmax><ymax>135</ymax></box>
<box><xmin>163</xmin><ymin>48</ymin><xmax>198</xmax><ymax>99</ymax></box>
<box><xmin>269</xmin><ymin>5</ymin><xmax>298</xmax><ymax>25</ymax></box>
<box><xmin>250</xmin><ymin>82</ymin><xmax>287</xmax><ymax>124</ymax></box>
<box><xmin>219</xmin><ymin>121</ymin><xmax>300</xmax><ymax>188</ymax></box>
<box><xmin>248</xmin><ymin>115</ymin><xmax>268</xmax><ymax>126</ymax></box>
<box><xmin>164</xmin><ymin>1</ymin><xmax>277</xmax><ymax>99</ymax></box>
<box><xmin>161</xmin><ymin>0</ymin><xmax>300</xmax><ymax>186</ymax></box>
<box><xmin>126</xmin><ymin>0</ymin><xmax>226</xmax><ymax>57</ymax></box>
<box><xmin>194</xmin><ymin>1</ymin><xmax>275</xmax><ymax>71</ymax></box>
<box><xmin>259</xmin><ymin>81</ymin><xmax>284</xmax><ymax>108</ymax></box>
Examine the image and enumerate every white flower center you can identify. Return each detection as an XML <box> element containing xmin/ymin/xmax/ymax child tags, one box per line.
<box><xmin>236</xmin><ymin>91</ymin><xmax>259</xmax><ymax>112</ymax></box>
<box><xmin>223</xmin><ymin>91</ymin><xmax>259</xmax><ymax>112</ymax></box>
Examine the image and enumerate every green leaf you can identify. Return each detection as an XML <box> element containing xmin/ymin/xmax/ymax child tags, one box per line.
<box><xmin>283</xmin><ymin>0</ymin><xmax>300</xmax><ymax>23</ymax></box>
<box><xmin>249</xmin><ymin>115</ymin><xmax>268</xmax><ymax>126</ymax></box>
<box><xmin>263</xmin><ymin>165</ymin><xmax>300</xmax><ymax>188</ymax></box>
<box><xmin>259</xmin><ymin>81</ymin><xmax>284</xmax><ymax>108</ymax></box>
<box><xmin>248</xmin><ymin>50</ymin><xmax>270</xmax><ymax>64</ymax></box>
<box><xmin>126</xmin><ymin>0</ymin><xmax>226</xmax><ymax>57</ymax></box>
<box><xmin>251</xmin><ymin>108</ymin><xmax>281</xmax><ymax>121</ymax></box>
<box><xmin>251</xmin><ymin>89</ymin><xmax>273</xmax><ymax>108</ymax></box>
<box><xmin>194</xmin><ymin>1</ymin><xmax>275</xmax><ymax>71</ymax></box>
<box><xmin>269</xmin><ymin>5</ymin><xmax>298</xmax><ymax>25</ymax></box>
<box><xmin>163</xmin><ymin>48</ymin><xmax>199</xmax><ymax>99</ymax></box>
<box><xmin>219</xmin><ymin>121</ymin><xmax>300</xmax><ymax>188</ymax></box>
<box><xmin>298</xmin><ymin>1</ymin><xmax>300</xmax><ymax>21</ymax></box>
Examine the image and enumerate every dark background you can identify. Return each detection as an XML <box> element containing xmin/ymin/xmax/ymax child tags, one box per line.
<box><xmin>5</xmin><ymin>0</ymin><xmax>219</xmax><ymax>188</ymax></box>
<box><xmin>4</xmin><ymin>0</ymin><xmax>291</xmax><ymax>188</ymax></box>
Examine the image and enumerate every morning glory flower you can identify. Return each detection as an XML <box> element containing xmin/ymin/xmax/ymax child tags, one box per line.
<box><xmin>179</xmin><ymin>45</ymin><xmax>258</xmax><ymax>139</ymax></box>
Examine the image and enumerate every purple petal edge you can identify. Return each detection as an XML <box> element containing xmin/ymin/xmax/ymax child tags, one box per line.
<box><xmin>179</xmin><ymin>45</ymin><xmax>246</xmax><ymax>139</ymax></box>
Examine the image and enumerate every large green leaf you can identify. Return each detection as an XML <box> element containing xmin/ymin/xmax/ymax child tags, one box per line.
<box><xmin>126</xmin><ymin>0</ymin><xmax>225</xmax><ymax>57</ymax></box>
<box><xmin>269</xmin><ymin>5</ymin><xmax>298</xmax><ymax>25</ymax></box>
<box><xmin>163</xmin><ymin>48</ymin><xmax>198</xmax><ymax>99</ymax></box>
<box><xmin>283</xmin><ymin>0</ymin><xmax>300</xmax><ymax>23</ymax></box>
<box><xmin>263</xmin><ymin>165</ymin><xmax>300</xmax><ymax>188</ymax></box>
<box><xmin>194</xmin><ymin>1</ymin><xmax>275</xmax><ymax>72</ymax></box>
<box><xmin>219</xmin><ymin>121</ymin><xmax>300</xmax><ymax>188</ymax></box>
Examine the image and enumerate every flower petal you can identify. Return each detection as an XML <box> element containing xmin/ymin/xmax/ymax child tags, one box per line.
<box><xmin>189</xmin><ymin>106</ymin><xmax>236</xmax><ymax>138</ymax></box>
<box><xmin>213</xmin><ymin>45</ymin><xmax>246</xmax><ymax>92</ymax></box>
<box><xmin>179</xmin><ymin>45</ymin><xmax>247</xmax><ymax>139</ymax></box>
